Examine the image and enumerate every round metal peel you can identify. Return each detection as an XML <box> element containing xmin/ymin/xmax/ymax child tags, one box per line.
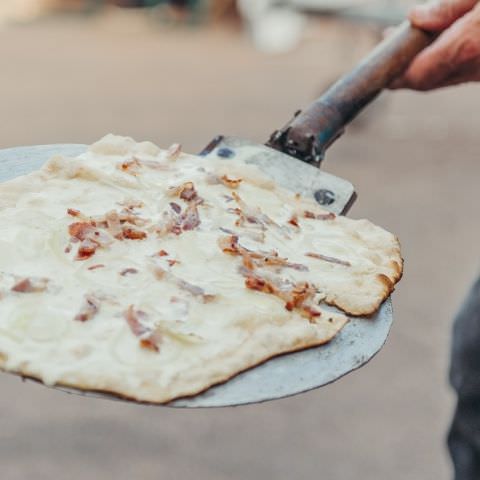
<box><xmin>0</xmin><ymin>144</ymin><xmax>394</xmax><ymax>408</ymax></box>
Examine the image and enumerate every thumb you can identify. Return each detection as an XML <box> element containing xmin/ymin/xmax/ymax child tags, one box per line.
<box><xmin>409</xmin><ymin>0</ymin><xmax>478</xmax><ymax>31</ymax></box>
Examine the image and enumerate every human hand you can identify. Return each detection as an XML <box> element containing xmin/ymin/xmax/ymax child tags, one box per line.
<box><xmin>391</xmin><ymin>0</ymin><xmax>480</xmax><ymax>90</ymax></box>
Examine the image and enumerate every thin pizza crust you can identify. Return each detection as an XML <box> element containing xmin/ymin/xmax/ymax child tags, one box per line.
<box><xmin>0</xmin><ymin>135</ymin><xmax>402</xmax><ymax>403</ymax></box>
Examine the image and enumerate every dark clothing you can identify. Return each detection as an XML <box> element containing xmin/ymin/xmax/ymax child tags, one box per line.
<box><xmin>448</xmin><ymin>277</ymin><xmax>480</xmax><ymax>479</ymax></box>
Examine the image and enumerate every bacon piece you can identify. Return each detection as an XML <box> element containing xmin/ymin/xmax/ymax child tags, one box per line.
<box><xmin>242</xmin><ymin>253</ymin><xmax>255</xmax><ymax>270</ymax></box>
<box><xmin>255</xmin><ymin>251</ymin><xmax>309</xmax><ymax>272</ymax></box>
<box><xmin>67</xmin><ymin>208</ymin><xmax>81</xmax><ymax>217</ymax></box>
<box><xmin>153</xmin><ymin>263</ymin><xmax>215</xmax><ymax>303</ymax></box>
<box><xmin>88</xmin><ymin>264</ymin><xmax>105</xmax><ymax>271</ymax></box>
<box><xmin>303</xmin><ymin>210</ymin><xmax>336</xmax><ymax>221</ymax></box>
<box><xmin>119</xmin><ymin>158</ymin><xmax>142</xmax><ymax>175</ymax></box>
<box><xmin>122</xmin><ymin>227</ymin><xmax>147</xmax><ymax>240</ymax></box>
<box><xmin>177</xmin><ymin>279</ymin><xmax>205</xmax><ymax>296</ymax></box>
<box><xmin>76</xmin><ymin>239</ymin><xmax>98</xmax><ymax>260</ymax></box>
<box><xmin>288</xmin><ymin>262</ymin><xmax>309</xmax><ymax>271</ymax></box>
<box><xmin>218</xmin><ymin>234</ymin><xmax>240</xmax><ymax>254</ymax></box>
<box><xmin>168</xmin><ymin>181</ymin><xmax>203</xmax><ymax>204</ymax></box>
<box><xmin>245</xmin><ymin>276</ymin><xmax>275</xmax><ymax>294</ymax></box>
<box><xmin>301</xmin><ymin>306</ymin><xmax>322</xmax><ymax>323</ymax></box>
<box><xmin>74</xmin><ymin>294</ymin><xmax>100</xmax><ymax>322</ymax></box>
<box><xmin>228</xmin><ymin>191</ymin><xmax>290</xmax><ymax>240</ymax></box>
<box><xmin>68</xmin><ymin>222</ymin><xmax>95</xmax><ymax>241</ymax></box>
<box><xmin>319</xmin><ymin>213</ymin><xmax>336</xmax><ymax>220</ymax></box>
<box><xmin>179</xmin><ymin>182</ymin><xmax>198</xmax><ymax>202</ymax></box>
<box><xmin>220</xmin><ymin>175</ymin><xmax>242</xmax><ymax>189</ymax></box>
<box><xmin>118</xmin><ymin>210</ymin><xmax>148</xmax><ymax>227</ymax></box>
<box><xmin>220</xmin><ymin>237</ymin><xmax>267</xmax><ymax>272</ymax></box>
<box><xmin>179</xmin><ymin>279</ymin><xmax>213</xmax><ymax>302</ymax></box>
<box><xmin>123</xmin><ymin>305</ymin><xmax>162</xmax><ymax>352</ymax></box>
<box><xmin>89</xmin><ymin>209</ymin><xmax>148</xmax><ymax>231</ymax></box>
<box><xmin>169</xmin><ymin>202</ymin><xmax>181</xmax><ymax>214</ymax></box>
<box><xmin>218</xmin><ymin>235</ymin><xmax>256</xmax><ymax>258</ymax></box>
<box><xmin>158</xmin><ymin>250</ymin><xmax>169</xmax><ymax>257</ymax></box>
<box><xmin>288</xmin><ymin>215</ymin><xmax>299</xmax><ymax>227</ymax></box>
<box><xmin>283</xmin><ymin>282</ymin><xmax>314</xmax><ymax>310</ymax></box>
<box><xmin>180</xmin><ymin>203</ymin><xmax>200</xmax><ymax>231</ymax></box>
<box><xmin>170</xmin><ymin>220</ymin><xmax>183</xmax><ymax>236</ymax></box>
<box><xmin>156</xmin><ymin>210</ymin><xmax>182</xmax><ymax>237</ymax></box>
<box><xmin>159</xmin><ymin>183</ymin><xmax>203</xmax><ymax>235</ymax></box>
<box><xmin>217</xmin><ymin>235</ymin><xmax>308</xmax><ymax>271</ymax></box>
<box><xmin>156</xmin><ymin>205</ymin><xmax>201</xmax><ymax>237</ymax></box>
<box><xmin>305</xmin><ymin>252</ymin><xmax>351</xmax><ymax>267</ymax></box>
<box><xmin>231</xmin><ymin>192</ymin><xmax>268</xmax><ymax>224</ymax></box>
<box><xmin>11</xmin><ymin>277</ymin><xmax>49</xmax><ymax>293</ymax></box>
<box><xmin>166</xmin><ymin>143</ymin><xmax>182</xmax><ymax>161</ymax></box>
<box><xmin>69</xmin><ymin>206</ymin><xmax>149</xmax><ymax>245</ymax></box>
<box><xmin>140</xmin><ymin>336</ymin><xmax>160</xmax><ymax>352</ymax></box>
<box><xmin>176</xmin><ymin>279</ymin><xmax>214</xmax><ymax>301</ymax></box>
<box><xmin>168</xmin><ymin>183</ymin><xmax>187</xmax><ymax>198</ymax></box>
<box><xmin>242</xmin><ymin>270</ymin><xmax>320</xmax><ymax>321</ymax></box>
<box><xmin>124</xmin><ymin>305</ymin><xmax>150</xmax><ymax>337</ymax></box>
<box><xmin>120</xmin><ymin>268</ymin><xmax>138</xmax><ymax>276</ymax></box>
<box><xmin>68</xmin><ymin>221</ymin><xmax>114</xmax><ymax>249</ymax></box>
<box><xmin>88</xmin><ymin>216</ymin><xmax>107</xmax><ymax>228</ymax></box>
<box><xmin>68</xmin><ymin>210</ymin><xmax>145</xmax><ymax>260</ymax></box>
<box><xmin>230</xmin><ymin>243</ymin><xmax>320</xmax><ymax>321</ymax></box>
<box><xmin>266</xmin><ymin>259</ymin><xmax>308</xmax><ymax>272</ymax></box>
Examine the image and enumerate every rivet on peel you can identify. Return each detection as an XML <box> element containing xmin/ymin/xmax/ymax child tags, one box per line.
<box><xmin>314</xmin><ymin>189</ymin><xmax>335</xmax><ymax>206</ymax></box>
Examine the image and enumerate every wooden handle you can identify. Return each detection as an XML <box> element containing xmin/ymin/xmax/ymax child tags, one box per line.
<box><xmin>268</xmin><ymin>21</ymin><xmax>435</xmax><ymax>164</ymax></box>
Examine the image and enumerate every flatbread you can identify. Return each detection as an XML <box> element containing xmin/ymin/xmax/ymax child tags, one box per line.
<box><xmin>0</xmin><ymin>135</ymin><xmax>402</xmax><ymax>403</ymax></box>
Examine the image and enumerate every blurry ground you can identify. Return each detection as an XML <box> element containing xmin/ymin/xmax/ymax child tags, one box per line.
<box><xmin>0</xmin><ymin>9</ymin><xmax>479</xmax><ymax>480</ymax></box>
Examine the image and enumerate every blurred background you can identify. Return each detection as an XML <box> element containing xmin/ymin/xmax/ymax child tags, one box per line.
<box><xmin>0</xmin><ymin>1</ymin><xmax>479</xmax><ymax>479</ymax></box>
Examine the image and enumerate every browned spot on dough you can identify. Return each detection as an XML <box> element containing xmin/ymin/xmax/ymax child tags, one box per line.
<box><xmin>122</xmin><ymin>228</ymin><xmax>147</xmax><ymax>240</ymax></box>
<box><xmin>377</xmin><ymin>273</ymin><xmax>394</xmax><ymax>291</ymax></box>
<box><xmin>390</xmin><ymin>259</ymin><xmax>404</xmax><ymax>280</ymax></box>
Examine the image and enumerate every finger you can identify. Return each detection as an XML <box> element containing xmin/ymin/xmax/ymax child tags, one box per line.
<box><xmin>392</xmin><ymin>64</ymin><xmax>480</xmax><ymax>90</ymax></box>
<box><xmin>434</xmin><ymin>58</ymin><xmax>480</xmax><ymax>87</ymax></box>
<box><xmin>434</xmin><ymin>68</ymin><xmax>480</xmax><ymax>87</ymax></box>
<box><xmin>409</xmin><ymin>0</ymin><xmax>478</xmax><ymax>31</ymax></box>
<box><xmin>393</xmin><ymin>8</ymin><xmax>480</xmax><ymax>90</ymax></box>
<box><xmin>394</xmin><ymin>38</ymin><xmax>458</xmax><ymax>90</ymax></box>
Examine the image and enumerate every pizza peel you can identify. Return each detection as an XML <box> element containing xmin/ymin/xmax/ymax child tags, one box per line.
<box><xmin>0</xmin><ymin>22</ymin><xmax>432</xmax><ymax>407</ymax></box>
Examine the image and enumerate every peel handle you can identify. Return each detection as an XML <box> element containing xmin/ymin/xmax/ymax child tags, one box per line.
<box><xmin>268</xmin><ymin>21</ymin><xmax>435</xmax><ymax>164</ymax></box>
